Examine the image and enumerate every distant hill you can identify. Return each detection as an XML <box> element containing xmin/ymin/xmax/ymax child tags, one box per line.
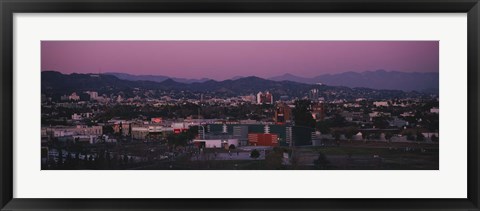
<box><xmin>103</xmin><ymin>70</ymin><xmax>438</xmax><ymax>93</ymax></box>
<box><xmin>42</xmin><ymin>71</ymin><xmax>431</xmax><ymax>101</ymax></box>
<box><xmin>269</xmin><ymin>73</ymin><xmax>316</xmax><ymax>84</ymax></box>
<box><xmin>105</xmin><ymin>72</ymin><xmax>211</xmax><ymax>84</ymax></box>
<box><xmin>42</xmin><ymin>71</ymin><xmax>307</xmax><ymax>94</ymax></box>
<box><xmin>269</xmin><ymin>70</ymin><xmax>439</xmax><ymax>93</ymax></box>
<box><xmin>42</xmin><ymin>71</ymin><xmax>155</xmax><ymax>92</ymax></box>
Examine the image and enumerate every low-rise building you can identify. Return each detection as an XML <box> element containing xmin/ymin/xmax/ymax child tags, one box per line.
<box><xmin>248</xmin><ymin>133</ymin><xmax>278</xmax><ymax>146</ymax></box>
<box><xmin>43</xmin><ymin>125</ymin><xmax>103</xmax><ymax>138</ymax></box>
<box><xmin>193</xmin><ymin>138</ymin><xmax>239</xmax><ymax>149</ymax></box>
<box><xmin>373</xmin><ymin>101</ymin><xmax>389</xmax><ymax>107</ymax></box>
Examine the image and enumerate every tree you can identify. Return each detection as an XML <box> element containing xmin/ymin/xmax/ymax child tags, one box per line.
<box><xmin>373</xmin><ymin>116</ymin><xmax>390</xmax><ymax>129</ymax></box>
<box><xmin>129</xmin><ymin>123</ymin><xmax>134</xmax><ymax>136</ymax></box>
<box><xmin>330</xmin><ymin>114</ymin><xmax>347</xmax><ymax>127</ymax></box>
<box><xmin>166</xmin><ymin>134</ymin><xmax>176</xmax><ymax>146</ymax></box>
<box><xmin>106</xmin><ymin>151</ymin><xmax>112</xmax><ymax>168</ymax></box>
<box><xmin>96</xmin><ymin>150</ymin><xmax>106</xmax><ymax>169</ymax></box>
<box><xmin>119</xmin><ymin>122</ymin><xmax>123</xmax><ymax>135</ymax></box>
<box><xmin>406</xmin><ymin>133</ymin><xmax>415</xmax><ymax>141</ymax></box>
<box><xmin>385</xmin><ymin>132</ymin><xmax>393</xmax><ymax>142</ymax></box>
<box><xmin>431</xmin><ymin>134</ymin><xmax>439</xmax><ymax>142</ymax></box>
<box><xmin>56</xmin><ymin>149</ymin><xmax>63</xmax><ymax>168</ymax></box>
<box><xmin>333</xmin><ymin>131</ymin><xmax>341</xmax><ymax>141</ymax></box>
<box><xmin>250</xmin><ymin>149</ymin><xmax>260</xmax><ymax>159</ymax></box>
<box><xmin>265</xmin><ymin>150</ymin><xmax>283</xmax><ymax>170</ymax></box>
<box><xmin>103</xmin><ymin>125</ymin><xmax>114</xmax><ymax>134</ymax></box>
<box><xmin>345</xmin><ymin>127</ymin><xmax>357</xmax><ymax>141</ymax></box>
<box><xmin>292</xmin><ymin>100</ymin><xmax>315</xmax><ymax>128</ymax></box>
<box><xmin>362</xmin><ymin>132</ymin><xmax>368</xmax><ymax>141</ymax></box>
<box><xmin>74</xmin><ymin>152</ymin><xmax>80</xmax><ymax>168</ymax></box>
<box><xmin>175</xmin><ymin>133</ymin><xmax>189</xmax><ymax>146</ymax></box>
<box><xmin>123</xmin><ymin>154</ymin><xmax>129</xmax><ymax>165</ymax></box>
<box><xmin>370</xmin><ymin>133</ymin><xmax>381</xmax><ymax>140</ymax></box>
<box><xmin>166</xmin><ymin>133</ymin><xmax>190</xmax><ymax>147</ymax></box>
<box><xmin>316</xmin><ymin>121</ymin><xmax>331</xmax><ymax>134</ymax></box>
<box><xmin>186</xmin><ymin>126</ymin><xmax>199</xmax><ymax>140</ymax></box>
<box><xmin>87</xmin><ymin>155</ymin><xmax>93</xmax><ymax>169</ymax></box>
<box><xmin>315</xmin><ymin>114</ymin><xmax>348</xmax><ymax>134</ymax></box>
<box><xmin>63</xmin><ymin>152</ymin><xmax>73</xmax><ymax>169</ymax></box>
<box><xmin>313</xmin><ymin>152</ymin><xmax>329</xmax><ymax>169</ymax></box>
<box><xmin>416</xmin><ymin>132</ymin><xmax>425</xmax><ymax>142</ymax></box>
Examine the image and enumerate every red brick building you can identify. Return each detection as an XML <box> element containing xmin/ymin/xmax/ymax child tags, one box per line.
<box><xmin>274</xmin><ymin>103</ymin><xmax>292</xmax><ymax>124</ymax></box>
<box><xmin>248</xmin><ymin>133</ymin><xmax>278</xmax><ymax>146</ymax></box>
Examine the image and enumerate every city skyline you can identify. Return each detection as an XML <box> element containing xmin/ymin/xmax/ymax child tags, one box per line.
<box><xmin>41</xmin><ymin>40</ymin><xmax>439</xmax><ymax>170</ymax></box>
<box><xmin>41</xmin><ymin>41</ymin><xmax>439</xmax><ymax>80</ymax></box>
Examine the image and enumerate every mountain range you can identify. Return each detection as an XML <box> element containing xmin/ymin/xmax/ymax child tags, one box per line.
<box><xmin>104</xmin><ymin>70</ymin><xmax>438</xmax><ymax>93</ymax></box>
<box><xmin>268</xmin><ymin>70</ymin><xmax>438</xmax><ymax>93</ymax></box>
<box><xmin>105</xmin><ymin>72</ymin><xmax>211</xmax><ymax>84</ymax></box>
<box><xmin>42</xmin><ymin>71</ymin><xmax>428</xmax><ymax>101</ymax></box>
<box><xmin>42</xmin><ymin>71</ymin><xmax>311</xmax><ymax>97</ymax></box>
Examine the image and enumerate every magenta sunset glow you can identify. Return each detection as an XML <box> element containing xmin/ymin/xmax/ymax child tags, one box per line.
<box><xmin>41</xmin><ymin>41</ymin><xmax>439</xmax><ymax>80</ymax></box>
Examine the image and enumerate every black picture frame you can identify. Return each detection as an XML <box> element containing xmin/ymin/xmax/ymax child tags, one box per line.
<box><xmin>1</xmin><ymin>0</ymin><xmax>479</xmax><ymax>210</ymax></box>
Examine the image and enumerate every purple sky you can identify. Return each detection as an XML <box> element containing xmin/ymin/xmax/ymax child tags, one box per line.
<box><xmin>41</xmin><ymin>41</ymin><xmax>439</xmax><ymax>80</ymax></box>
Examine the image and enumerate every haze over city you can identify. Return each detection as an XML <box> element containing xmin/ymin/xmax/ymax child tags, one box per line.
<box><xmin>41</xmin><ymin>41</ymin><xmax>439</xmax><ymax>80</ymax></box>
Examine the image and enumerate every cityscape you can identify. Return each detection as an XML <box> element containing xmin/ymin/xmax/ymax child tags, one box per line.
<box><xmin>41</xmin><ymin>41</ymin><xmax>439</xmax><ymax>170</ymax></box>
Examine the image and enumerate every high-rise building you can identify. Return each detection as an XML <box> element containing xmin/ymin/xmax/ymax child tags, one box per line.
<box><xmin>256</xmin><ymin>91</ymin><xmax>274</xmax><ymax>104</ymax></box>
<box><xmin>86</xmin><ymin>91</ymin><xmax>98</xmax><ymax>100</ymax></box>
<box><xmin>274</xmin><ymin>103</ymin><xmax>292</xmax><ymax>124</ymax></box>
<box><xmin>256</xmin><ymin>92</ymin><xmax>263</xmax><ymax>104</ymax></box>
<box><xmin>309</xmin><ymin>89</ymin><xmax>319</xmax><ymax>100</ymax></box>
<box><xmin>311</xmin><ymin>102</ymin><xmax>325</xmax><ymax>121</ymax></box>
<box><xmin>68</xmin><ymin>92</ymin><xmax>80</xmax><ymax>101</ymax></box>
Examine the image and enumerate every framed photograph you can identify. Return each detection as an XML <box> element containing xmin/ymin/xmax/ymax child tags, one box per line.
<box><xmin>1</xmin><ymin>0</ymin><xmax>479</xmax><ymax>210</ymax></box>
